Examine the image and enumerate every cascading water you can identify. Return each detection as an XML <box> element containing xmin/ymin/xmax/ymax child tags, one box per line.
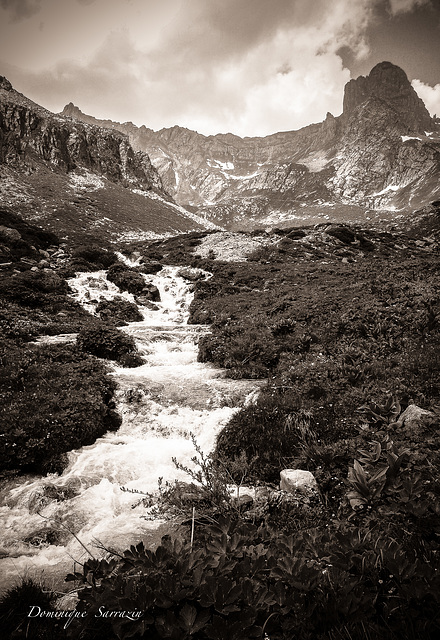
<box><xmin>0</xmin><ymin>266</ymin><xmax>259</xmax><ymax>593</ymax></box>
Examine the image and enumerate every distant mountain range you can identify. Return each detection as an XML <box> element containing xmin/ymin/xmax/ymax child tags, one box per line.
<box><xmin>0</xmin><ymin>76</ymin><xmax>219</xmax><ymax>241</ymax></box>
<box><xmin>1</xmin><ymin>62</ymin><xmax>440</xmax><ymax>240</ymax></box>
<box><xmin>62</xmin><ymin>62</ymin><xmax>440</xmax><ymax>230</ymax></box>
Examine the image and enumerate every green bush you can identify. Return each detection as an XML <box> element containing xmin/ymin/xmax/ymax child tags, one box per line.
<box><xmin>0</xmin><ymin>271</ymin><xmax>67</xmax><ymax>308</ymax></box>
<box><xmin>198</xmin><ymin>321</ymin><xmax>279</xmax><ymax>378</ymax></box>
<box><xmin>0</xmin><ymin>578</ymin><xmax>63</xmax><ymax>640</ymax></box>
<box><xmin>77</xmin><ymin>323</ymin><xmax>144</xmax><ymax>366</ymax></box>
<box><xmin>214</xmin><ymin>393</ymin><xmax>311</xmax><ymax>483</ymax></box>
<box><xmin>138</xmin><ymin>260</ymin><xmax>163</xmax><ymax>275</ymax></box>
<box><xmin>0</xmin><ymin>341</ymin><xmax>121</xmax><ymax>473</ymax></box>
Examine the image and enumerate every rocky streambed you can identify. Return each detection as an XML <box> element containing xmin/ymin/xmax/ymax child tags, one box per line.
<box><xmin>0</xmin><ymin>265</ymin><xmax>260</xmax><ymax>593</ymax></box>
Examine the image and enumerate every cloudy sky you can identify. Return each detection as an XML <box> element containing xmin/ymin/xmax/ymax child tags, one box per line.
<box><xmin>0</xmin><ymin>0</ymin><xmax>439</xmax><ymax>136</ymax></box>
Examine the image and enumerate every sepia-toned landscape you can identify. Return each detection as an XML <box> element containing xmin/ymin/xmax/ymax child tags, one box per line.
<box><xmin>1</xmin><ymin>1</ymin><xmax>440</xmax><ymax>638</ymax></box>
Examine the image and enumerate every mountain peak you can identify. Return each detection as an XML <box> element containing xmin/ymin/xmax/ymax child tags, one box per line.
<box><xmin>343</xmin><ymin>61</ymin><xmax>432</xmax><ymax>131</ymax></box>
<box><xmin>61</xmin><ymin>102</ymin><xmax>83</xmax><ymax>118</ymax></box>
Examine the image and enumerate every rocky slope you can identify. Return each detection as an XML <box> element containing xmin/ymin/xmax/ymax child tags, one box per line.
<box><xmin>0</xmin><ymin>76</ymin><xmax>219</xmax><ymax>241</ymax></box>
<box><xmin>63</xmin><ymin>62</ymin><xmax>440</xmax><ymax>229</ymax></box>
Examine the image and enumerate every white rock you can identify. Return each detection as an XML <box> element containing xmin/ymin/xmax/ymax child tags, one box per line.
<box><xmin>280</xmin><ymin>469</ymin><xmax>318</xmax><ymax>496</ymax></box>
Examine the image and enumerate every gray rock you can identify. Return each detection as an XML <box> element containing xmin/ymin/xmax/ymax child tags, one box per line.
<box><xmin>0</xmin><ymin>225</ymin><xmax>21</xmax><ymax>241</ymax></box>
<box><xmin>86</xmin><ymin>277</ymin><xmax>108</xmax><ymax>290</ymax></box>
<box><xmin>177</xmin><ymin>267</ymin><xmax>206</xmax><ymax>281</ymax></box>
<box><xmin>396</xmin><ymin>404</ymin><xmax>438</xmax><ymax>431</ymax></box>
<box><xmin>136</xmin><ymin>296</ymin><xmax>159</xmax><ymax>310</ymax></box>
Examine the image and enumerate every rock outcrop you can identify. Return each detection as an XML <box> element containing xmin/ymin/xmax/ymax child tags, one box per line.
<box><xmin>0</xmin><ymin>76</ymin><xmax>162</xmax><ymax>191</ymax></box>
<box><xmin>0</xmin><ymin>77</ymin><xmax>218</xmax><ymax>239</ymax></box>
<box><xmin>62</xmin><ymin>62</ymin><xmax>440</xmax><ymax>230</ymax></box>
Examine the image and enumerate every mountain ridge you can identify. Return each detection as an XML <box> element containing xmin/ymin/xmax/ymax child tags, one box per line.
<box><xmin>61</xmin><ymin>62</ymin><xmax>440</xmax><ymax>229</ymax></box>
<box><xmin>0</xmin><ymin>76</ymin><xmax>220</xmax><ymax>240</ymax></box>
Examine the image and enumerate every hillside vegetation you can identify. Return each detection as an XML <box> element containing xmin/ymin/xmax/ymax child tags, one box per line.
<box><xmin>1</xmin><ymin>211</ymin><xmax>439</xmax><ymax>639</ymax></box>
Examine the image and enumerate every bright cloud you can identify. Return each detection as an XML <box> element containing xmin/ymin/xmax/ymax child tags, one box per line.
<box><xmin>412</xmin><ymin>79</ymin><xmax>440</xmax><ymax>118</ymax></box>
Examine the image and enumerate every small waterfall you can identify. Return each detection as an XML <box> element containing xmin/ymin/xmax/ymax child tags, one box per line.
<box><xmin>0</xmin><ymin>266</ymin><xmax>259</xmax><ymax>593</ymax></box>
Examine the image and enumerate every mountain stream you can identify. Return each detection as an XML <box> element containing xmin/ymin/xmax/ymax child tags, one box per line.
<box><xmin>0</xmin><ymin>265</ymin><xmax>260</xmax><ymax>593</ymax></box>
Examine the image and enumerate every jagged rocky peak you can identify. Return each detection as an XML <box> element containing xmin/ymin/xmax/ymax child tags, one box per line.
<box><xmin>343</xmin><ymin>61</ymin><xmax>432</xmax><ymax>131</ymax></box>
<box><xmin>62</xmin><ymin>102</ymin><xmax>81</xmax><ymax>117</ymax></box>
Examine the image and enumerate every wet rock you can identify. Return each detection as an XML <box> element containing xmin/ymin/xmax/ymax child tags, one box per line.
<box><xmin>86</xmin><ymin>277</ymin><xmax>108</xmax><ymax>290</ymax></box>
<box><xmin>25</xmin><ymin>528</ymin><xmax>60</xmax><ymax>546</ymax></box>
<box><xmin>280</xmin><ymin>469</ymin><xmax>319</xmax><ymax>497</ymax></box>
<box><xmin>138</xmin><ymin>260</ymin><xmax>163</xmax><ymax>275</ymax></box>
<box><xmin>28</xmin><ymin>482</ymin><xmax>79</xmax><ymax>513</ymax></box>
<box><xmin>136</xmin><ymin>297</ymin><xmax>159</xmax><ymax>310</ymax></box>
<box><xmin>177</xmin><ymin>267</ymin><xmax>207</xmax><ymax>281</ymax></box>
<box><xmin>141</xmin><ymin>283</ymin><xmax>161</xmax><ymax>302</ymax></box>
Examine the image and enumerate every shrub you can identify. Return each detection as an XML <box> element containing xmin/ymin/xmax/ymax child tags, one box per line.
<box><xmin>72</xmin><ymin>245</ymin><xmax>118</xmax><ymax>269</ymax></box>
<box><xmin>77</xmin><ymin>323</ymin><xmax>143</xmax><ymax>366</ymax></box>
<box><xmin>198</xmin><ymin>321</ymin><xmax>279</xmax><ymax>378</ymax></box>
<box><xmin>95</xmin><ymin>297</ymin><xmax>143</xmax><ymax>325</ymax></box>
<box><xmin>65</xmin><ymin>512</ymin><xmax>440</xmax><ymax>640</ymax></box>
<box><xmin>106</xmin><ymin>264</ymin><xmax>148</xmax><ymax>295</ymax></box>
<box><xmin>214</xmin><ymin>392</ymin><xmax>305</xmax><ymax>482</ymax></box>
<box><xmin>138</xmin><ymin>260</ymin><xmax>163</xmax><ymax>275</ymax></box>
<box><xmin>0</xmin><ymin>271</ymin><xmax>67</xmax><ymax>308</ymax></box>
<box><xmin>0</xmin><ymin>341</ymin><xmax>121</xmax><ymax>472</ymax></box>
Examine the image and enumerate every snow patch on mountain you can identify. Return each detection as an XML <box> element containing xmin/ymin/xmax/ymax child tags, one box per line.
<box><xmin>371</xmin><ymin>184</ymin><xmax>401</xmax><ymax>197</ymax></box>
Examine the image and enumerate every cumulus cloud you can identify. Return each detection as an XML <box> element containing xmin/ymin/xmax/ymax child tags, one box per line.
<box><xmin>118</xmin><ymin>0</ymin><xmax>374</xmax><ymax>135</ymax></box>
<box><xmin>0</xmin><ymin>0</ymin><xmax>41</xmax><ymax>22</ymax></box>
<box><xmin>412</xmin><ymin>79</ymin><xmax>440</xmax><ymax>118</ymax></box>
<box><xmin>1</xmin><ymin>0</ymin><xmax>437</xmax><ymax>136</ymax></box>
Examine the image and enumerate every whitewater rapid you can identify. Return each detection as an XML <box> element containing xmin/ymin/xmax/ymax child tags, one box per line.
<box><xmin>0</xmin><ymin>265</ymin><xmax>258</xmax><ymax>593</ymax></box>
